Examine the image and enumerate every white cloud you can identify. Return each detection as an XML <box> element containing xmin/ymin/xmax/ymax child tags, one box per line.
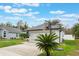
<box><xmin>0</xmin><ymin>5</ymin><xmax>39</xmax><ymax>14</ymax></box>
<box><xmin>14</xmin><ymin>11</ymin><xmax>40</xmax><ymax>20</ymax></box>
<box><xmin>14</xmin><ymin>11</ymin><xmax>39</xmax><ymax>17</ymax></box>
<box><xmin>0</xmin><ymin>6</ymin><xmax>3</xmax><ymax>9</ymax></box>
<box><xmin>34</xmin><ymin>18</ymin><xmax>48</xmax><ymax>22</ymax></box>
<box><xmin>0</xmin><ymin>5</ymin><xmax>12</xmax><ymax>13</ymax></box>
<box><xmin>61</xmin><ymin>14</ymin><xmax>79</xmax><ymax>18</ymax></box>
<box><xmin>4</xmin><ymin>6</ymin><xmax>12</xmax><ymax>10</ymax></box>
<box><xmin>0</xmin><ymin>5</ymin><xmax>27</xmax><ymax>13</ymax></box>
<box><xmin>13</xmin><ymin>3</ymin><xmax>40</xmax><ymax>7</ymax></box>
<box><xmin>39</xmin><ymin>18</ymin><xmax>47</xmax><ymax>20</ymax></box>
<box><xmin>0</xmin><ymin>16</ymin><xmax>20</xmax><ymax>20</ymax></box>
<box><xmin>20</xmin><ymin>3</ymin><xmax>40</xmax><ymax>7</ymax></box>
<box><xmin>29</xmin><ymin>11</ymin><xmax>40</xmax><ymax>15</ymax></box>
<box><xmin>28</xmin><ymin>8</ymin><xmax>32</xmax><ymax>11</ymax></box>
<box><xmin>0</xmin><ymin>6</ymin><xmax>12</xmax><ymax>10</ymax></box>
<box><xmin>24</xmin><ymin>13</ymin><xmax>32</xmax><ymax>17</ymax></box>
<box><xmin>49</xmin><ymin>10</ymin><xmax>65</xmax><ymax>14</ymax></box>
<box><xmin>7</xmin><ymin>8</ymin><xmax>27</xmax><ymax>13</ymax></box>
<box><xmin>0</xmin><ymin>15</ymin><xmax>22</xmax><ymax>23</ymax></box>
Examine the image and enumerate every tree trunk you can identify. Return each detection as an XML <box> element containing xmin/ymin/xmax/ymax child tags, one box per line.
<box><xmin>45</xmin><ymin>49</ymin><xmax>50</xmax><ymax>56</ymax></box>
<box><xmin>49</xmin><ymin>23</ymin><xmax>52</xmax><ymax>34</ymax></box>
<box><xmin>46</xmin><ymin>50</ymin><xmax>50</xmax><ymax>56</ymax></box>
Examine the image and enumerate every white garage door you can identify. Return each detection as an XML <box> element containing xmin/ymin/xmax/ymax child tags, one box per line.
<box><xmin>28</xmin><ymin>30</ymin><xmax>62</xmax><ymax>43</ymax></box>
<box><xmin>29</xmin><ymin>32</ymin><xmax>45</xmax><ymax>42</ymax></box>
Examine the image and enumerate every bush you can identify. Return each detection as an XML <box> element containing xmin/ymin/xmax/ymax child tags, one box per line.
<box><xmin>20</xmin><ymin>33</ymin><xmax>29</xmax><ymax>38</ymax></box>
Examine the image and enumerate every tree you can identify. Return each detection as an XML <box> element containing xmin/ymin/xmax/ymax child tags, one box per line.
<box><xmin>17</xmin><ymin>20</ymin><xmax>28</xmax><ymax>31</ymax></box>
<box><xmin>20</xmin><ymin>32</ymin><xmax>29</xmax><ymax>39</ymax></box>
<box><xmin>23</xmin><ymin>22</ymin><xmax>28</xmax><ymax>30</ymax></box>
<box><xmin>45</xmin><ymin>20</ymin><xmax>52</xmax><ymax>34</ymax></box>
<box><xmin>0</xmin><ymin>23</ymin><xmax>5</xmax><ymax>26</ymax></box>
<box><xmin>72</xmin><ymin>23</ymin><xmax>79</xmax><ymax>39</ymax></box>
<box><xmin>6</xmin><ymin>22</ymin><xmax>12</xmax><ymax>27</ymax></box>
<box><xmin>45</xmin><ymin>19</ymin><xmax>61</xmax><ymax>34</ymax></box>
<box><xmin>51</xmin><ymin>19</ymin><xmax>60</xmax><ymax>25</ymax></box>
<box><xmin>17</xmin><ymin>20</ymin><xmax>24</xmax><ymax>29</ymax></box>
<box><xmin>64</xmin><ymin>28</ymin><xmax>72</xmax><ymax>34</ymax></box>
<box><xmin>45</xmin><ymin>19</ymin><xmax>63</xmax><ymax>43</ymax></box>
<box><xmin>36</xmin><ymin>32</ymin><xmax>59</xmax><ymax>56</ymax></box>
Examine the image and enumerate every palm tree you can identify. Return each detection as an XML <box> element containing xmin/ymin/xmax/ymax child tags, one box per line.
<box><xmin>45</xmin><ymin>19</ymin><xmax>61</xmax><ymax>34</ymax></box>
<box><xmin>45</xmin><ymin>20</ymin><xmax>52</xmax><ymax>34</ymax></box>
<box><xmin>36</xmin><ymin>32</ymin><xmax>59</xmax><ymax>56</ymax></box>
<box><xmin>45</xmin><ymin>19</ymin><xmax>63</xmax><ymax>43</ymax></box>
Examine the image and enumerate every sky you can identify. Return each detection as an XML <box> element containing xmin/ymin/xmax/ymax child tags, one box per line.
<box><xmin>0</xmin><ymin>3</ymin><xmax>79</xmax><ymax>28</ymax></box>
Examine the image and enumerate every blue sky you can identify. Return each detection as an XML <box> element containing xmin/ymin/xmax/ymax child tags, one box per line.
<box><xmin>0</xmin><ymin>3</ymin><xmax>79</xmax><ymax>28</ymax></box>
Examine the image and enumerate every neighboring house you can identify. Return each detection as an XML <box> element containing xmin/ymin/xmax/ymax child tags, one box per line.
<box><xmin>63</xmin><ymin>35</ymin><xmax>75</xmax><ymax>40</ymax></box>
<box><xmin>27</xmin><ymin>23</ymin><xmax>64</xmax><ymax>43</ymax></box>
<box><xmin>0</xmin><ymin>26</ymin><xmax>21</xmax><ymax>39</ymax></box>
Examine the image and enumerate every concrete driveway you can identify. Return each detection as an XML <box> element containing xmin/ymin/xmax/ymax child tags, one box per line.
<box><xmin>0</xmin><ymin>42</ymin><xmax>40</xmax><ymax>56</ymax></box>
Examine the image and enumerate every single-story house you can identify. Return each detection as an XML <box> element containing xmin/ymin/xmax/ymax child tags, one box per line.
<box><xmin>27</xmin><ymin>22</ymin><xmax>64</xmax><ymax>43</ymax></box>
<box><xmin>0</xmin><ymin>26</ymin><xmax>21</xmax><ymax>39</ymax></box>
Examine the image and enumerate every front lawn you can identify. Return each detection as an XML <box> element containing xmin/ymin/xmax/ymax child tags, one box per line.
<box><xmin>53</xmin><ymin>40</ymin><xmax>79</xmax><ymax>56</ymax></box>
<box><xmin>0</xmin><ymin>39</ymin><xmax>25</xmax><ymax>48</ymax></box>
<box><xmin>39</xmin><ymin>40</ymin><xmax>79</xmax><ymax>56</ymax></box>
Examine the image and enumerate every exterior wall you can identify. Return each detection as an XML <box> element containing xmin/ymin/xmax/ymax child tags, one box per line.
<box><xmin>1</xmin><ymin>29</ymin><xmax>5</xmax><ymax>38</ymax></box>
<box><xmin>0</xmin><ymin>29</ymin><xmax>3</xmax><ymax>37</ymax></box>
<box><xmin>5</xmin><ymin>32</ymin><xmax>19</xmax><ymax>39</ymax></box>
<box><xmin>28</xmin><ymin>30</ymin><xmax>63</xmax><ymax>43</ymax></box>
<box><xmin>59</xmin><ymin>31</ymin><xmax>64</xmax><ymax>42</ymax></box>
<box><xmin>1</xmin><ymin>29</ymin><xmax>20</xmax><ymax>39</ymax></box>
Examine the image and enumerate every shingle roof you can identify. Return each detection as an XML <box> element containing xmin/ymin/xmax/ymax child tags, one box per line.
<box><xmin>0</xmin><ymin>26</ymin><xmax>21</xmax><ymax>33</ymax></box>
<box><xmin>27</xmin><ymin>23</ymin><xmax>61</xmax><ymax>31</ymax></box>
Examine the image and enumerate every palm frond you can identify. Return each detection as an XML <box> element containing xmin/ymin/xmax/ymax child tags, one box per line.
<box><xmin>36</xmin><ymin>32</ymin><xmax>59</xmax><ymax>51</ymax></box>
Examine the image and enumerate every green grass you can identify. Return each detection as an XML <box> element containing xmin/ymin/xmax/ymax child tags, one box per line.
<box><xmin>0</xmin><ymin>39</ymin><xmax>25</xmax><ymax>48</ymax></box>
<box><xmin>53</xmin><ymin>40</ymin><xmax>79</xmax><ymax>56</ymax></box>
<box><xmin>39</xmin><ymin>40</ymin><xmax>79</xmax><ymax>56</ymax></box>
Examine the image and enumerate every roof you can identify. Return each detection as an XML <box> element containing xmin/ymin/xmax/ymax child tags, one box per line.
<box><xmin>27</xmin><ymin>23</ymin><xmax>62</xmax><ymax>31</ymax></box>
<box><xmin>0</xmin><ymin>26</ymin><xmax>21</xmax><ymax>33</ymax></box>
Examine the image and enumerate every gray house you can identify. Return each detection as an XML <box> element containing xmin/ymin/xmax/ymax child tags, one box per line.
<box><xmin>27</xmin><ymin>22</ymin><xmax>64</xmax><ymax>43</ymax></box>
<box><xmin>0</xmin><ymin>26</ymin><xmax>21</xmax><ymax>39</ymax></box>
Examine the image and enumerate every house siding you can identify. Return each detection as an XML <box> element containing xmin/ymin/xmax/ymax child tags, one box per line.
<box><xmin>0</xmin><ymin>29</ymin><xmax>2</xmax><ymax>37</ymax></box>
<box><xmin>28</xmin><ymin>30</ymin><xmax>63</xmax><ymax>43</ymax></box>
<box><xmin>6</xmin><ymin>32</ymin><xmax>19</xmax><ymax>39</ymax></box>
<box><xmin>1</xmin><ymin>29</ymin><xmax>19</xmax><ymax>39</ymax></box>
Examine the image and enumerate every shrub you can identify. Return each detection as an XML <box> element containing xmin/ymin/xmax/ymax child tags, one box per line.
<box><xmin>20</xmin><ymin>33</ymin><xmax>29</xmax><ymax>38</ymax></box>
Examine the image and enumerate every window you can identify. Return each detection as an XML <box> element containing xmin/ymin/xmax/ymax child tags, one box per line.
<box><xmin>4</xmin><ymin>31</ymin><xmax>6</xmax><ymax>37</ymax></box>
